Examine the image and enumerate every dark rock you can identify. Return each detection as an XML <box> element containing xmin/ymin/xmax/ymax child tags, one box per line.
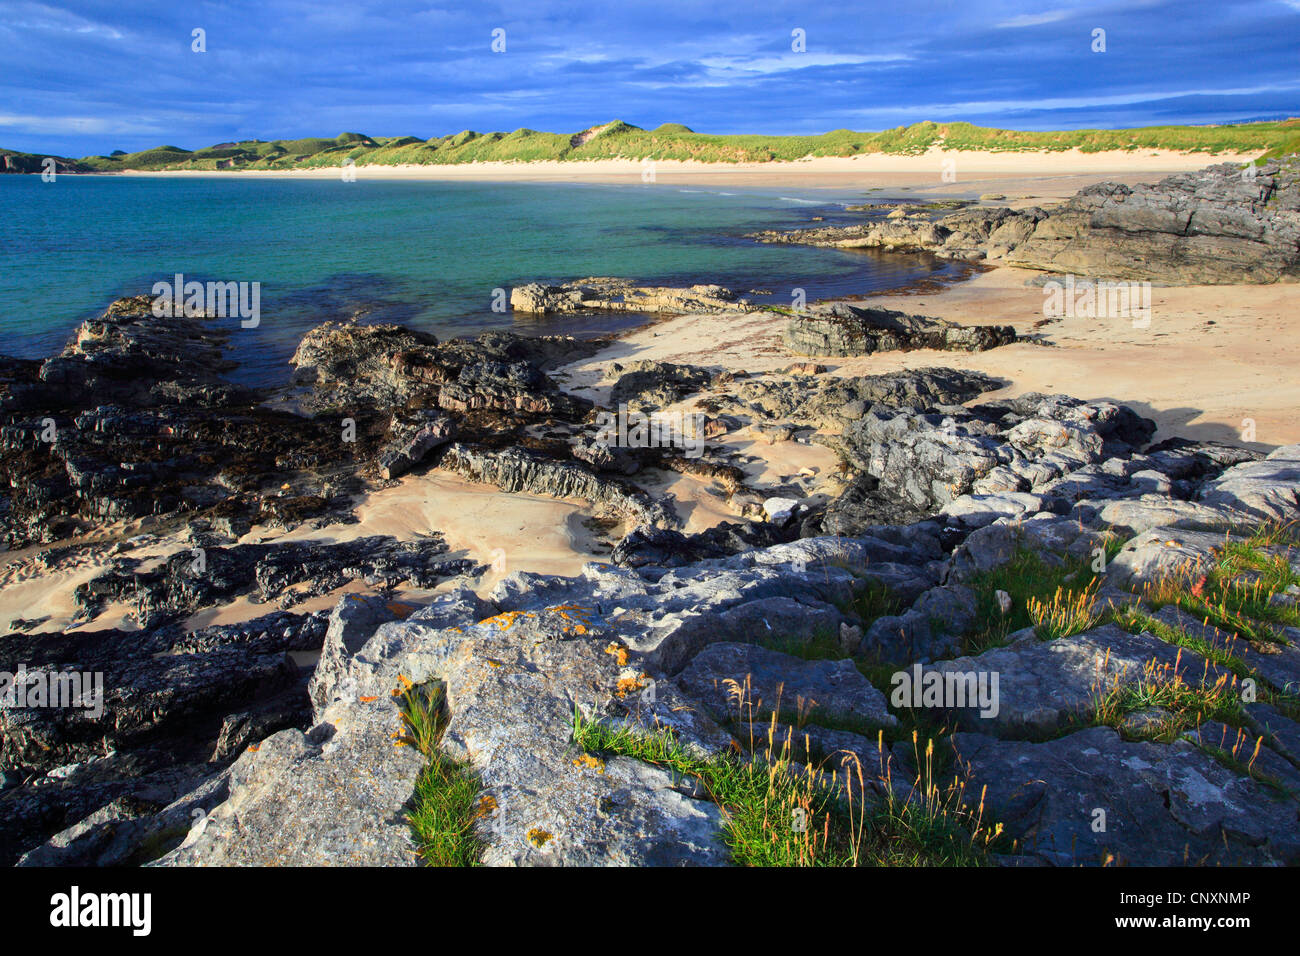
<box><xmin>1007</xmin><ymin>158</ymin><xmax>1300</xmax><ymax>283</ymax></box>
<box><xmin>440</xmin><ymin>442</ymin><xmax>677</xmax><ymax>528</ymax></box>
<box><xmin>952</xmin><ymin>727</ymin><xmax>1300</xmax><ymax>865</ymax></box>
<box><xmin>784</xmin><ymin>303</ymin><xmax>1016</xmax><ymax>357</ymax></box>
<box><xmin>609</xmin><ymin>361</ymin><xmax>715</xmax><ymax>407</ymax></box>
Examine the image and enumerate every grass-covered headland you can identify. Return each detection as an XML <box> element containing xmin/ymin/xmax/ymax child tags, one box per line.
<box><xmin>5</xmin><ymin>118</ymin><xmax>1298</xmax><ymax>174</ymax></box>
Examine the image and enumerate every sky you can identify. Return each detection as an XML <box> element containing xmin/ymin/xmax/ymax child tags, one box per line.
<box><xmin>1</xmin><ymin>0</ymin><xmax>1298</xmax><ymax>156</ymax></box>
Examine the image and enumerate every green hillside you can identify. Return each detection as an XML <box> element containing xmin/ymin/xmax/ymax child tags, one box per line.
<box><xmin>7</xmin><ymin>119</ymin><xmax>1299</xmax><ymax>173</ymax></box>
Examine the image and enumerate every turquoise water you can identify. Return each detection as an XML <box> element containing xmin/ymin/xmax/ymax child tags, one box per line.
<box><xmin>0</xmin><ymin>175</ymin><xmax>961</xmax><ymax>386</ymax></box>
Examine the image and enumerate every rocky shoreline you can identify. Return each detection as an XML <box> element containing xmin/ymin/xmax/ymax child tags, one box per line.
<box><xmin>751</xmin><ymin>156</ymin><xmax>1300</xmax><ymax>284</ymax></box>
<box><xmin>3</xmin><ymin>158</ymin><xmax>1300</xmax><ymax>867</ymax></box>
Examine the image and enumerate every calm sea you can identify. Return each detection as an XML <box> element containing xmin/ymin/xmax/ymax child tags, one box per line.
<box><xmin>0</xmin><ymin>175</ymin><xmax>963</xmax><ymax>386</ymax></box>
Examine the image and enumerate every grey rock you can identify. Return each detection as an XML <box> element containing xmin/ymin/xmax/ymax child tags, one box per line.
<box><xmin>1197</xmin><ymin>444</ymin><xmax>1300</xmax><ymax>523</ymax></box>
<box><xmin>783</xmin><ymin>303</ymin><xmax>1015</xmax><ymax>357</ymax></box>
<box><xmin>440</xmin><ymin>442</ymin><xmax>677</xmax><ymax>529</ymax></box>
<box><xmin>921</xmin><ymin>624</ymin><xmax>1225</xmax><ymax>737</ymax></box>
<box><xmin>1006</xmin><ymin>159</ymin><xmax>1300</xmax><ymax>284</ymax></box>
<box><xmin>952</xmin><ymin>727</ymin><xmax>1300</xmax><ymax>866</ymax></box>
<box><xmin>377</xmin><ymin>410</ymin><xmax>457</xmax><ymax>479</ymax></box>
<box><xmin>1108</xmin><ymin>527</ymin><xmax>1236</xmax><ymax>589</ymax></box>
<box><xmin>1150</xmin><ymin>605</ymin><xmax>1300</xmax><ymax>695</ymax></box>
<box><xmin>161</xmin><ymin>592</ymin><xmax>732</xmax><ymax>867</ymax></box>
<box><xmin>677</xmin><ymin>643</ymin><xmax>896</xmax><ymax>729</ymax></box>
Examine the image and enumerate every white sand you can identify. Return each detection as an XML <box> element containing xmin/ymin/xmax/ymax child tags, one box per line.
<box><xmin>116</xmin><ymin>146</ymin><xmax>1256</xmax><ymax>192</ymax></box>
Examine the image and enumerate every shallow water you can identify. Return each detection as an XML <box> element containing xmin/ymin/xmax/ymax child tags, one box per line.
<box><xmin>0</xmin><ymin>175</ymin><xmax>963</xmax><ymax>386</ymax></box>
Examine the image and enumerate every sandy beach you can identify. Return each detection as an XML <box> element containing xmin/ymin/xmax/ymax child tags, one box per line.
<box><xmin>6</xmin><ymin>154</ymin><xmax>1293</xmax><ymax>635</ymax></box>
<box><xmin>557</xmin><ymin>266</ymin><xmax>1300</xmax><ymax>450</ymax></box>
<box><xmin>119</xmin><ymin>146</ymin><xmax>1257</xmax><ymax>198</ymax></box>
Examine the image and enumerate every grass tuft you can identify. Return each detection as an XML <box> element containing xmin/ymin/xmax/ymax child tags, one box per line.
<box><xmin>400</xmin><ymin>681</ymin><xmax>485</xmax><ymax>867</ymax></box>
<box><xmin>572</xmin><ymin>709</ymin><xmax>1008</xmax><ymax>866</ymax></box>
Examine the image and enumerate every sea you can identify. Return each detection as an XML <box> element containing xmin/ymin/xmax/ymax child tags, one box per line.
<box><xmin>0</xmin><ymin>174</ymin><xmax>965</xmax><ymax>386</ymax></box>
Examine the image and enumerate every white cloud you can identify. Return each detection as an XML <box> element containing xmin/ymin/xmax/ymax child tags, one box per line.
<box><xmin>7</xmin><ymin>2</ymin><xmax>126</xmax><ymax>40</ymax></box>
<box><xmin>0</xmin><ymin>113</ymin><xmax>165</xmax><ymax>136</ymax></box>
<box><xmin>996</xmin><ymin>10</ymin><xmax>1073</xmax><ymax>28</ymax></box>
<box><xmin>700</xmin><ymin>53</ymin><xmax>911</xmax><ymax>76</ymax></box>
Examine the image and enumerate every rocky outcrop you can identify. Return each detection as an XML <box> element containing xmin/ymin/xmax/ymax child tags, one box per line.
<box><xmin>14</xmin><ymin>419</ymin><xmax>1300</xmax><ymax>868</ymax></box>
<box><xmin>753</xmin><ymin>205</ymin><xmax>1047</xmax><ymax>262</ymax></box>
<box><xmin>7</xmin><ymin>281</ymin><xmax>1300</xmax><ymax>869</ymax></box>
<box><xmin>0</xmin><ymin>298</ymin><xmax>364</xmax><ymax>548</ymax></box>
<box><xmin>832</xmin><ymin>392</ymin><xmax>1157</xmax><ymax>521</ymax></box>
<box><xmin>439</xmin><ymin>443</ymin><xmax>678</xmax><ymax>529</ymax></box>
<box><xmin>127</xmin><ymin>442</ymin><xmax>1299</xmax><ymax>867</ymax></box>
<box><xmin>952</xmin><ymin>727</ymin><xmax>1300</xmax><ymax>866</ymax></box>
<box><xmin>73</xmin><ymin>533</ymin><xmax>477</xmax><ymax>627</ymax></box>
<box><xmin>1007</xmin><ymin>158</ymin><xmax>1300</xmax><ymax>283</ymax></box>
<box><xmin>759</xmin><ymin>155</ymin><xmax>1300</xmax><ymax>284</ymax></box>
<box><xmin>608</xmin><ymin>361</ymin><xmax>716</xmax><ymax>408</ymax></box>
<box><xmin>510</xmin><ymin>278</ymin><xmax>758</xmax><ymax>316</ymax></box>
<box><xmin>377</xmin><ymin>410</ymin><xmax>457</xmax><ymax>479</ymax></box>
<box><xmin>0</xmin><ymin>608</ymin><xmax>329</xmax><ymax>866</ymax></box>
<box><xmin>290</xmin><ymin>323</ymin><xmax>595</xmax><ymax>418</ymax></box>
<box><xmin>710</xmin><ymin>366</ymin><xmax>1002</xmax><ymax>431</ymax></box>
<box><xmin>783</xmin><ymin>302</ymin><xmax>1016</xmax><ymax>357</ymax></box>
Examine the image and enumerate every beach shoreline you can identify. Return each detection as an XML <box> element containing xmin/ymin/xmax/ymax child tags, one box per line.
<box><xmin>4</xmin><ymin>151</ymin><xmax>1294</xmax><ymax>630</ymax></box>
<box><xmin>104</xmin><ymin>146</ymin><xmax>1258</xmax><ymax>194</ymax></box>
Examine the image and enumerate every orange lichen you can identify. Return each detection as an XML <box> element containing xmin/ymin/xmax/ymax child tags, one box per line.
<box><xmin>391</xmin><ymin>674</ymin><xmax>414</xmax><ymax>697</ymax></box>
<box><xmin>526</xmin><ymin>828</ymin><xmax>553</xmax><ymax>848</ymax></box>
<box><xmin>604</xmin><ymin>643</ymin><xmax>630</xmax><ymax>667</ymax></box>
<box><xmin>472</xmin><ymin>794</ymin><xmax>499</xmax><ymax>820</ymax></box>
<box><xmin>614</xmin><ymin>673</ymin><xmax>649</xmax><ymax>698</ymax></box>
<box><xmin>386</xmin><ymin>601</ymin><xmax>417</xmax><ymax>619</ymax></box>
<box><xmin>480</xmin><ymin>610</ymin><xmax>531</xmax><ymax>631</ymax></box>
<box><xmin>572</xmin><ymin>753</ymin><xmax>606</xmax><ymax>774</ymax></box>
<box><xmin>359</xmin><ymin>695</ymin><xmax>378</xmax><ymax>703</ymax></box>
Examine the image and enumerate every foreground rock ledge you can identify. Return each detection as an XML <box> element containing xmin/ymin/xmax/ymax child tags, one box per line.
<box><xmin>122</xmin><ymin>446</ymin><xmax>1300</xmax><ymax>866</ymax></box>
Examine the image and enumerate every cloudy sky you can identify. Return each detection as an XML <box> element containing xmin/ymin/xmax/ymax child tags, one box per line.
<box><xmin>2</xmin><ymin>0</ymin><xmax>1298</xmax><ymax>156</ymax></box>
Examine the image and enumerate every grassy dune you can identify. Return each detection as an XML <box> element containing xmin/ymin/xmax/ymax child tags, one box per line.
<box><xmin>7</xmin><ymin>119</ymin><xmax>1298</xmax><ymax>173</ymax></box>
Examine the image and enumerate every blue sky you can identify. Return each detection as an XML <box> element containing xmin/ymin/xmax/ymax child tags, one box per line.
<box><xmin>2</xmin><ymin>0</ymin><xmax>1298</xmax><ymax>156</ymax></box>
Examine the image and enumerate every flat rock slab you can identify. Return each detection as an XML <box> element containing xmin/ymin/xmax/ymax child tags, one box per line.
<box><xmin>1245</xmin><ymin>702</ymin><xmax>1300</xmax><ymax>769</ymax></box>
<box><xmin>1108</xmin><ymin>527</ymin><xmax>1235</xmax><ymax>588</ymax></box>
<box><xmin>677</xmin><ymin>642</ymin><xmax>896</xmax><ymax>730</ymax></box>
<box><xmin>1152</xmin><ymin>604</ymin><xmax>1300</xmax><ymax>695</ymax></box>
<box><xmin>947</xmin><ymin>515</ymin><xmax>1112</xmax><ymax>582</ymax></box>
<box><xmin>920</xmin><ymin>624</ymin><xmax>1224</xmax><ymax>737</ymax></box>
<box><xmin>952</xmin><ymin>727</ymin><xmax>1300</xmax><ymax>866</ymax></box>
<box><xmin>1087</xmin><ymin>497</ymin><xmax>1241</xmax><ymax>538</ymax></box>
<box><xmin>1197</xmin><ymin>445</ymin><xmax>1300</xmax><ymax>523</ymax></box>
<box><xmin>159</xmin><ymin>591</ymin><xmax>730</xmax><ymax>867</ymax></box>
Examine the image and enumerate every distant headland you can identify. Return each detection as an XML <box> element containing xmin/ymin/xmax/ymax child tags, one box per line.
<box><xmin>3</xmin><ymin>118</ymin><xmax>1298</xmax><ymax>174</ymax></box>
